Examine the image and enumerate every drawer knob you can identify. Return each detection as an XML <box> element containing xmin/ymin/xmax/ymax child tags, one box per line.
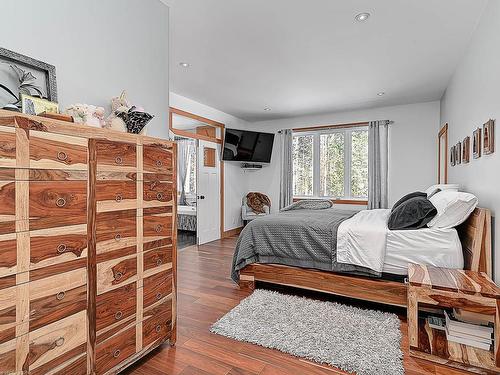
<box><xmin>155</xmin><ymin>325</ymin><xmax>162</xmax><ymax>333</ymax></box>
<box><xmin>57</xmin><ymin>244</ymin><xmax>67</xmax><ymax>254</ymax></box>
<box><xmin>57</xmin><ymin>151</ymin><xmax>68</xmax><ymax>161</ymax></box>
<box><xmin>156</xmin><ymin>259</ymin><xmax>163</xmax><ymax>266</ymax></box>
<box><xmin>115</xmin><ymin>156</ymin><xmax>123</xmax><ymax>165</ymax></box>
<box><xmin>113</xmin><ymin>349</ymin><xmax>121</xmax><ymax>358</ymax></box>
<box><xmin>115</xmin><ymin>311</ymin><xmax>123</xmax><ymax>320</ymax></box>
<box><xmin>56</xmin><ymin>197</ymin><xmax>66</xmax><ymax>207</ymax></box>
<box><xmin>115</xmin><ymin>194</ymin><xmax>123</xmax><ymax>203</ymax></box>
<box><xmin>156</xmin><ymin>160</ymin><xmax>163</xmax><ymax>167</ymax></box>
<box><xmin>156</xmin><ymin>292</ymin><xmax>162</xmax><ymax>300</ymax></box>
<box><xmin>156</xmin><ymin>192</ymin><xmax>164</xmax><ymax>200</ymax></box>
<box><xmin>115</xmin><ymin>233</ymin><xmax>122</xmax><ymax>241</ymax></box>
<box><xmin>115</xmin><ymin>271</ymin><xmax>123</xmax><ymax>281</ymax></box>
<box><xmin>54</xmin><ymin>337</ymin><xmax>65</xmax><ymax>347</ymax></box>
<box><xmin>155</xmin><ymin>225</ymin><xmax>163</xmax><ymax>233</ymax></box>
<box><xmin>56</xmin><ymin>291</ymin><xmax>66</xmax><ymax>301</ymax></box>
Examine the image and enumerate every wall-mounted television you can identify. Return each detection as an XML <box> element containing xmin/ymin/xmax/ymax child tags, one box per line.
<box><xmin>222</xmin><ymin>128</ymin><xmax>275</xmax><ymax>163</ymax></box>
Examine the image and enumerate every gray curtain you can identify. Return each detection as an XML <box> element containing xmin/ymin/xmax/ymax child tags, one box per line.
<box><xmin>279</xmin><ymin>129</ymin><xmax>293</xmax><ymax>209</ymax></box>
<box><xmin>177</xmin><ymin>139</ymin><xmax>190</xmax><ymax>206</ymax></box>
<box><xmin>368</xmin><ymin>121</ymin><xmax>389</xmax><ymax>209</ymax></box>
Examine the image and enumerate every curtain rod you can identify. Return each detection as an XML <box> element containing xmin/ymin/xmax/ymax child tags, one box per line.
<box><xmin>284</xmin><ymin>120</ymin><xmax>393</xmax><ymax>133</ymax></box>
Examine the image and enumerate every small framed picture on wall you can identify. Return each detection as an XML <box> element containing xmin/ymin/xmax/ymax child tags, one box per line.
<box><xmin>455</xmin><ymin>142</ymin><xmax>461</xmax><ymax>164</ymax></box>
<box><xmin>450</xmin><ymin>145</ymin><xmax>456</xmax><ymax>166</ymax></box>
<box><xmin>483</xmin><ymin>119</ymin><xmax>495</xmax><ymax>155</ymax></box>
<box><xmin>473</xmin><ymin>127</ymin><xmax>482</xmax><ymax>159</ymax></box>
<box><xmin>462</xmin><ymin>136</ymin><xmax>470</xmax><ymax>163</ymax></box>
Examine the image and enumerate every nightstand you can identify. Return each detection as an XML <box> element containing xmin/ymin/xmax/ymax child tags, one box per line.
<box><xmin>408</xmin><ymin>263</ymin><xmax>500</xmax><ymax>374</ymax></box>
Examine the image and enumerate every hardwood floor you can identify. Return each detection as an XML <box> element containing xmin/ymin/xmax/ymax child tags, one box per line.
<box><xmin>125</xmin><ymin>236</ymin><xmax>472</xmax><ymax>375</ymax></box>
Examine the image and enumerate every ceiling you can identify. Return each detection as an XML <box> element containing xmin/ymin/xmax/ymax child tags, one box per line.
<box><xmin>165</xmin><ymin>0</ymin><xmax>486</xmax><ymax>122</ymax></box>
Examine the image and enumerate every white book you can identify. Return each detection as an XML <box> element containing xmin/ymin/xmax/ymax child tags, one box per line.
<box><xmin>445</xmin><ymin>326</ymin><xmax>491</xmax><ymax>351</ymax></box>
<box><xmin>444</xmin><ymin>311</ymin><xmax>493</xmax><ymax>340</ymax></box>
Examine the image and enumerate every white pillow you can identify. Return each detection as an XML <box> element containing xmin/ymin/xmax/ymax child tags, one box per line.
<box><xmin>425</xmin><ymin>184</ymin><xmax>460</xmax><ymax>197</ymax></box>
<box><xmin>427</xmin><ymin>190</ymin><xmax>478</xmax><ymax>229</ymax></box>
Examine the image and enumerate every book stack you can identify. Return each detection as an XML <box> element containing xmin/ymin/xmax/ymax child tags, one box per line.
<box><xmin>444</xmin><ymin>310</ymin><xmax>493</xmax><ymax>350</ymax></box>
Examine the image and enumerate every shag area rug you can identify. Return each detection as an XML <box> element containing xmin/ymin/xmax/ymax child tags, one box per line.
<box><xmin>211</xmin><ymin>289</ymin><xmax>403</xmax><ymax>375</ymax></box>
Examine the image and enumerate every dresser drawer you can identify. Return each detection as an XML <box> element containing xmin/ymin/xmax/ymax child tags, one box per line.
<box><xmin>43</xmin><ymin>353</ymin><xmax>87</xmax><ymax>375</ymax></box>
<box><xmin>96</xmin><ymin>180</ymin><xmax>137</xmax><ymax>212</ymax></box>
<box><xmin>0</xmin><ymin>336</ymin><xmax>16</xmax><ymax>374</ymax></box>
<box><xmin>97</xmin><ymin>254</ymin><xmax>137</xmax><ymax>295</ymax></box>
<box><xmin>29</xmin><ymin>268</ymin><xmax>87</xmax><ymax>331</ymax></box>
<box><xmin>143</xmin><ymin>269</ymin><xmax>172</xmax><ymax>309</ymax></box>
<box><xmin>0</xmin><ymin>181</ymin><xmax>15</xmax><ymax>233</ymax></box>
<box><xmin>143</xmin><ymin>246</ymin><xmax>172</xmax><ymax>274</ymax></box>
<box><xmin>142</xmin><ymin>300</ymin><xmax>172</xmax><ymax>348</ymax></box>
<box><xmin>0</xmin><ymin>126</ymin><xmax>16</xmax><ymax>168</ymax></box>
<box><xmin>143</xmin><ymin>172</ymin><xmax>173</xmax><ymax>182</ymax></box>
<box><xmin>96</xmin><ymin>210</ymin><xmax>137</xmax><ymax>254</ymax></box>
<box><xmin>143</xmin><ymin>214</ymin><xmax>172</xmax><ymax>239</ymax></box>
<box><xmin>143</xmin><ymin>180</ymin><xmax>173</xmax><ymax>206</ymax></box>
<box><xmin>96</xmin><ymin>140</ymin><xmax>136</xmax><ymax>169</ymax></box>
<box><xmin>96</xmin><ymin>325</ymin><xmax>136</xmax><ymax>374</ymax></box>
<box><xmin>29</xmin><ymin>181</ymin><xmax>87</xmax><ymax>230</ymax></box>
<box><xmin>143</xmin><ymin>145</ymin><xmax>173</xmax><ymax>173</ymax></box>
<box><xmin>30</xmin><ymin>224</ymin><xmax>87</xmax><ymax>271</ymax></box>
<box><xmin>28</xmin><ymin>310</ymin><xmax>87</xmax><ymax>374</ymax></box>
<box><xmin>0</xmin><ymin>233</ymin><xmax>16</xmax><ymax>278</ymax></box>
<box><xmin>0</xmin><ymin>282</ymin><xmax>18</xmax><ymax>344</ymax></box>
<box><xmin>96</xmin><ymin>283</ymin><xmax>136</xmax><ymax>332</ymax></box>
<box><xmin>30</xmin><ymin>131</ymin><xmax>88</xmax><ymax>170</ymax></box>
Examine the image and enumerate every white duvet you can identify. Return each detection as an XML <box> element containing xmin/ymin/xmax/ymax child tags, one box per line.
<box><xmin>336</xmin><ymin>209</ymin><xmax>464</xmax><ymax>274</ymax></box>
<box><xmin>337</xmin><ymin>209</ymin><xmax>391</xmax><ymax>272</ymax></box>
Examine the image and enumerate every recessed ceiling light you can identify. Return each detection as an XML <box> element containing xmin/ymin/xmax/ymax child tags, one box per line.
<box><xmin>377</xmin><ymin>92</ymin><xmax>385</xmax><ymax>96</ymax></box>
<box><xmin>355</xmin><ymin>12</ymin><xmax>370</xmax><ymax>22</ymax></box>
<box><xmin>179</xmin><ymin>62</ymin><xmax>190</xmax><ymax>68</ymax></box>
<box><xmin>264</xmin><ymin>107</ymin><xmax>272</xmax><ymax>111</ymax></box>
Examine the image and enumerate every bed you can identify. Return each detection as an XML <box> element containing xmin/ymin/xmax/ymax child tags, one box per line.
<box><xmin>177</xmin><ymin>205</ymin><xmax>196</xmax><ymax>231</ymax></box>
<box><xmin>235</xmin><ymin>206</ymin><xmax>491</xmax><ymax>307</ymax></box>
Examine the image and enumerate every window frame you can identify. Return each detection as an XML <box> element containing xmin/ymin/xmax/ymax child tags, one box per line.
<box><xmin>292</xmin><ymin>126</ymin><xmax>368</xmax><ymax>203</ymax></box>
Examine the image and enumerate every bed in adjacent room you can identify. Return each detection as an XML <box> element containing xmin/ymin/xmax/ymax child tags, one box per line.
<box><xmin>233</xmin><ymin>189</ymin><xmax>491</xmax><ymax>307</ymax></box>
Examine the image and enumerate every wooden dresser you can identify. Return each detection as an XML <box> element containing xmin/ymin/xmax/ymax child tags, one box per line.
<box><xmin>0</xmin><ymin>110</ymin><xmax>177</xmax><ymax>375</ymax></box>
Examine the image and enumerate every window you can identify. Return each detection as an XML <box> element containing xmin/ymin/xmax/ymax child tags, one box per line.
<box><xmin>292</xmin><ymin>128</ymin><xmax>368</xmax><ymax>200</ymax></box>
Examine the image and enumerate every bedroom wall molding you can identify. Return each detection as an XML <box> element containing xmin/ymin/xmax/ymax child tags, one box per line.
<box><xmin>222</xmin><ymin>226</ymin><xmax>243</xmax><ymax>238</ymax></box>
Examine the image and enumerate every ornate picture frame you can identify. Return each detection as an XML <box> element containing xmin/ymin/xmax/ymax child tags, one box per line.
<box><xmin>473</xmin><ymin>127</ymin><xmax>482</xmax><ymax>159</ymax></box>
<box><xmin>462</xmin><ymin>136</ymin><xmax>470</xmax><ymax>163</ymax></box>
<box><xmin>483</xmin><ymin>119</ymin><xmax>495</xmax><ymax>155</ymax></box>
<box><xmin>0</xmin><ymin>47</ymin><xmax>58</xmax><ymax>102</ymax></box>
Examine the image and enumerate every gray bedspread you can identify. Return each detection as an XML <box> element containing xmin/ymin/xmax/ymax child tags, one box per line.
<box><xmin>231</xmin><ymin>208</ymin><xmax>381</xmax><ymax>282</ymax></box>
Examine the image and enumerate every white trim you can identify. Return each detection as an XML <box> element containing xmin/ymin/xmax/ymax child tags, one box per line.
<box><xmin>292</xmin><ymin>127</ymin><xmax>368</xmax><ymax>200</ymax></box>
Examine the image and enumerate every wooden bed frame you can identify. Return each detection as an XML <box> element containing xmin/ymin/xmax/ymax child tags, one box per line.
<box><xmin>239</xmin><ymin>207</ymin><xmax>492</xmax><ymax>308</ymax></box>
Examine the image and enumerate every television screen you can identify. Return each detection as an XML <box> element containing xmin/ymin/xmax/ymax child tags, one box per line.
<box><xmin>222</xmin><ymin>128</ymin><xmax>275</xmax><ymax>163</ymax></box>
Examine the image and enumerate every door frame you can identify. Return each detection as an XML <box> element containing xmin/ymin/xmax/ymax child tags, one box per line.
<box><xmin>438</xmin><ymin>123</ymin><xmax>448</xmax><ymax>184</ymax></box>
<box><xmin>169</xmin><ymin>107</ymin><xmax>225</xmax><ymax>239</ymax></box>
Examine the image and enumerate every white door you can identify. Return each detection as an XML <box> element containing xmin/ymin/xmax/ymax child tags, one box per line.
<box><xmin>197</xmin><ymin>140</ymin><xmax>221</xmax><ymax>244</ymax></box>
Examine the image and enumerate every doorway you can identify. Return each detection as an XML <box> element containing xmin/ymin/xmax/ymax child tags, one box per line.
<box><xmin>170</xmin><ymin>107</ymin><xmax>225</xmax><ymax>246</ymax></box>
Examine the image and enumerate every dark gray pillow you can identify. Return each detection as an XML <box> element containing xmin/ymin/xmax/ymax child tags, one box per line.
<box><xmin>388</xmin><ymin>196</ymin><xmax>437</xmax><ymax>230</ymax></box>
<box><xmin>392</xmin><ymin>191</ymin><xmax>427</xmax><ymax>212</ymax></box>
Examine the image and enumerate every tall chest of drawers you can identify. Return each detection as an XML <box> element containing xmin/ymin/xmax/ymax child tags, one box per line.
<box><xmin>0</xmin><ymin>111</ymin><xmax>177</xmax><ymax>375</ymax></box>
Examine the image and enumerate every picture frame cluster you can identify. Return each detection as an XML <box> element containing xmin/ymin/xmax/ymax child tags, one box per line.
<box><xmin>451</xmin><ymin>119</ymin><xmax>494</xmax><ymax>166</ymax></box>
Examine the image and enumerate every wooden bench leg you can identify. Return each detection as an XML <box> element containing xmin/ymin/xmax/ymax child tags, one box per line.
<box><xmin>408</xmin><ymin>286</ymin><xmax>419</xmax><ymax>350</ymax></box>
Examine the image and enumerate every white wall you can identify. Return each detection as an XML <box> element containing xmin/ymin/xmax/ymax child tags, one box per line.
<box><xmin>1</xmin><ymin>0</ymin><xmax>170</xmax><ymax>139</ymax></box>
<box><xmin>248</xmin><ymin>101</ymin><xmax>441</xmax><ymax>213</ymax></box>
<box><xmin>440</xmin><ymin>0</ymin><xmax>499</xmax><ymax>281</ymax></box>
<box><xmin>170</xmin><ymin>92</ymin><xmax>251</xmax><ymax>231</ymax></box>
